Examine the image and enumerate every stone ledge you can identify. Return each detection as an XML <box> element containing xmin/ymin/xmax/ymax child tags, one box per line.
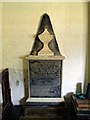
<box><xmin>26</xmin><ymin>55</ymin><xmax>65</xmax><ymax>60</ymax></box>
<box><xmin>26</xmin><ymin>97</ymin><xmax>65</xmax><ymax>103</ymax></box>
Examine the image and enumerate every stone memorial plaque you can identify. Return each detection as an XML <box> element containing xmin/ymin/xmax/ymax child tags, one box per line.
<box><xmin>29</xmin><ymin>60</ymin><xmax>62</xmax><ymax>97</ymax></box>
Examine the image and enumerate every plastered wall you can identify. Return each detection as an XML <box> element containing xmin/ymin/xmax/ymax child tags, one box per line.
<box><xmin>0</xmin><ymin>3</ymin><xmax>2</xmax><ymax>71</ymax></box>
<box><xmin>2</xmin><ymin>2</ymin><xmax>88</xmax><ymax>105</ymax></box>
<box><xmin>0</xmin><ymin>3</ymin><xmax>2</xmax><ymax>119</ymax></box>
<box><xmin>88</xmin><ymin>2</ymin><xmax>90</xmax><ymax>84</ymax></box>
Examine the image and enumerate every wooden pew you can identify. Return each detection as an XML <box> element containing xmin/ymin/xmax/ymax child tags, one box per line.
<box><xmin>0</xmin><ymin>68</ymin><xmax>21</xmax><ymax>120</ymax></box>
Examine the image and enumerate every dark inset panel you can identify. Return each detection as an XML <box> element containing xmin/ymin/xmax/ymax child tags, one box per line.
<box><xmin>29</xmin><ymin>60</ymin><xmax>62</xmax><ymax>97</ymax></box>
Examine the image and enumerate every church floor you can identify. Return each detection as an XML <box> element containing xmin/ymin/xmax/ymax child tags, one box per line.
<box><xmin>19</xmin><ymin>106</ymin><xmax>70</xmax><ymax>120</ymax></box>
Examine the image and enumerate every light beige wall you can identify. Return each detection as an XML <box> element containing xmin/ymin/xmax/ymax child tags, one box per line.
<box><xmin>88</xmin><ymin>2</ymin><xmax>90</xmax><ymax>82</ymax></box>
<box><xmin>2</xmin><ymin>2</ymin><xmax>88</xmax><ymax>104</ymax></box>
<box><xmin>0</xmin><ymin>3</ymin><xmax>2</xmax><ymax>119</ymax></box>
<box><xmin>0</xmin><ymin>3</ymin><xmax>2</xmax><ymax>71</ymax></box>
<box><xmin>0</xmin><ymin>2</ymin><xmax>2</xmax><ymax>104</ymax></box>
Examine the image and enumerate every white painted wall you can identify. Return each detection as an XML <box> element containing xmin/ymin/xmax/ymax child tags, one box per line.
<box><xmin>2</xmin><ymin>2</ymin><xmax>88</xmax><ymax>105</ymax></box>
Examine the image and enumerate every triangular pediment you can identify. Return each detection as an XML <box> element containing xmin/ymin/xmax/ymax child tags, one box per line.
<box><xmin>30</xmin><ymin>13</ymin><xmax>61</xmax><ymax>56</ymax></box>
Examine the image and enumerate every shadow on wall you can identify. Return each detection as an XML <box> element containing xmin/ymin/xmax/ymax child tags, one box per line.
<box><xmin>76</xmin><ymin>83</ymin><xmax>82</xmax><ymax>94</ymax></box>
<box><xmin>75</xmin><ymin>3</ymin><xmax>90</xmax><ymax>96</ymax></box>
<box><xmin>83</xmin><ymin>2</ymin><xmax>90</xmax><ymax>94</ymax></box>
<box><xmin>20</xmin><ymin>56</ymin><xmax>29</xmax><ymax>105</ymax></box>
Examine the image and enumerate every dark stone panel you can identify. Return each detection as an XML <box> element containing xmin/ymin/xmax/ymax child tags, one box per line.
<box><xmin>29</xmin><ymin>60</ymin><xmax>62</xmax><ymax>97</ymax></box>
